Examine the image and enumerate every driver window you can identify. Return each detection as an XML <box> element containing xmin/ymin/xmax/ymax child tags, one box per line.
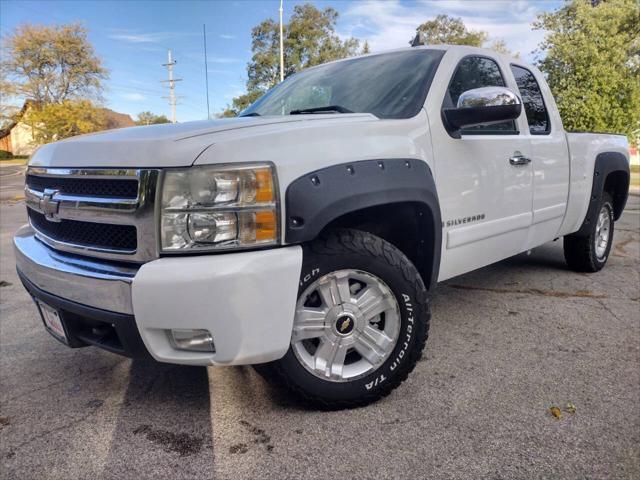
<box><xmin>447</xmin><ymin>56</ymin><xmax>517</xmax><ymax>134</ymax></box>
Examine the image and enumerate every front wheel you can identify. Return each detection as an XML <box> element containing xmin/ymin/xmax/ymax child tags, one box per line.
<box><xmin>255</xmin><ymin>229</ymin><xmax>430</xmax><ymax>409</ymax></box>
<box><xmin>564</xmin><ymin>192</ymin><xmax>615</xmax><ymax>272</ymax></box>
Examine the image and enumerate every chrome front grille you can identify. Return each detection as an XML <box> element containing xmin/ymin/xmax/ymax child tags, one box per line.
<box><xmin>28</xmin><ymin>209</ymin><xmax>138</xmax><ymax>251</ymax></box>
<box><xmin>25</xmin><ymin>168</ymin><xmax>160</xmax><ymax>263</ymax></box>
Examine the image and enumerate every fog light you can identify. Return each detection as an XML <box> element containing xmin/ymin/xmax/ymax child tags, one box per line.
<box><xmin>169</xmin><ymin>329</ymin><xmax>215</xmax><ymax>352</ymax></box>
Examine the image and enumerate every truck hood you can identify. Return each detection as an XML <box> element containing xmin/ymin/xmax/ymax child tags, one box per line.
<box><xmin>28</xmin><ymin>114</ymin><xmax>376</xmax><ymax>168</ymax></box>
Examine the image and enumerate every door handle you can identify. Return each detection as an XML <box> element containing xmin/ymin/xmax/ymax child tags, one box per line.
<box><xmin>509</xmin><ymin>153</ymin><xmax>531</xmax><ymax>166</ymax></box>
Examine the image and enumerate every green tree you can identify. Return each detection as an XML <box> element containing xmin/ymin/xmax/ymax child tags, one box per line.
<box><xmin>221</xmin><ymin>4</ymin><xmax>367</xmax><ymax>117</ymax></box>
<box><xmin>414</xmin><ymin>15</ymin><xmax>487</xmax><ymax>47</ymax></box>
<box><xmin>219</xmin><ymin>91</ymin><xmax>263</xmax><ymax>118</ymax></box>
<box><xmin>1</xmin><ymin>23</ymin><xmax>108</xmax><ymax>105</ymax></box>
<box><xmin>488</xmin><ymin>39</ymin><xmax>518</xmax><ymax>57</ymax></box>
<box><xmin>534</xmin><ymin>0</ymin><xmax>640</xmax><ymax>139</ymax></box>
<box><xmin>23</xmin><ymin>100</ymin><xmax>107</xmax><ymax>143</ymax></box>
<box><xmin>411</xmin><ymin>15</ymin><xmax>518</xmax><ymax>56</ymax></box>
<box><xmin>136</xmin><ymin>111</ymin><xmax>170</xmax><ymax>125</ymax></box>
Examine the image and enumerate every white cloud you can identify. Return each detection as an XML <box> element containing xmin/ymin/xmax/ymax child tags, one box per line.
<box><xmin>207</xmin><ymin>56</ymin><xmax>242</xmax><ymax>64</ymax></box>
<box><xmin>120</xmin><ymin>92</ymin><xmax>147</xmax><ymax>101</ymax></box>
<box><xmin>340</xmin><ymin>0</ymin><xmax>558</xmax><ymax>61</ymax></box>
<box><xmin>107</xmin><ymin>29</ymin><xmax>197</xmax><ymax>45</ymax></box>
<box><xmin>185</xmin><ymin>52</ymin><xmax>243</xmax><ymax>65</ymax></box>
<box><xmin>219</xmin><ymin>34</ymin><xmax>237</xmax><ymax>40</ymax></box>
<box><xmin>207</xmin><ymin>68</ymin><xmax>233</xmax><ymax>75</ymax></box>
<box><xmin>109</xmin><ymin>32</ymin><xmax>171</xmax><ymax>43</ymax></box>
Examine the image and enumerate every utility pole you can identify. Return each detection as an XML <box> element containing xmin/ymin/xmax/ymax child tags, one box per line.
<box><xmin>161</xmin><ymin>50</ymin><xmax>182</xmax><ymax>123</ymax></box>
<box><xmin>279</xmin><ymin>0</ymin><xmax>284</xmax><ymax>82</ymax></box>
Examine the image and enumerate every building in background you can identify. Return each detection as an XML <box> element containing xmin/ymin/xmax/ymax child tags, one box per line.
<box><xmin>0</xmin><ymin>102</ymin><xmax>135</xmax><ymax>156</ymax></box>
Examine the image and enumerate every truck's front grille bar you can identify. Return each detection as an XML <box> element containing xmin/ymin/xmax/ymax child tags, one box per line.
<box><xmin>25</xmin><ymin>168</ymin><xmax>160</xmax><ymax>263</ymax></box>
<box><xmin>26</xmin><ymin>174</ymin><xmax>139</xmax><ymax>199</ymax></box>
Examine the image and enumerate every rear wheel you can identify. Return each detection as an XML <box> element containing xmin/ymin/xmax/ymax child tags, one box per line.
<box><xmin>564</xmin><ymin>192</ymin><xmax>614</xmax><ymax>272</ymax></box>
<box><xmin>255</xmin><ymin>229</ymin><xmax>429</xmax><ymax>409</ymax></box>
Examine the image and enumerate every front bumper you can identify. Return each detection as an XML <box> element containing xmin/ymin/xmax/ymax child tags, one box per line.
<box><xmin>14</xmin><ymin>225</ymin><xmax>303</xmax><ymax>365</ymax></box>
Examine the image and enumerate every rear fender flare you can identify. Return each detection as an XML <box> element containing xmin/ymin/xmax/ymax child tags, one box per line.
<box><xmin>576</xmin><ymin>151</ymin><xmax>629</xmax><ymax>236</ymax></box>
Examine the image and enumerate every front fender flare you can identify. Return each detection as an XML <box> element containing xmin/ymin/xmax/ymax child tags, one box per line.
<box><xmin>284</xmin><ymin>158</ymin><xmax>442</xmax><ymax>288</ymax></box>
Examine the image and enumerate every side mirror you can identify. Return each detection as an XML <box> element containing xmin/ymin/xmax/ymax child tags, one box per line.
<box><xmin>443</xmin><ymin>86</ymin><xmax>522</xmax><ymax>136</ymax></box>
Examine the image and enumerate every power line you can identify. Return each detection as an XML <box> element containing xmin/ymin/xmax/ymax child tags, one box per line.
<box><xmin>161</xmin><ymin>49</ymin><xmax>183</xmax><ymax>123</ymax></box>
<box><xmin>203</xmin><ymin>24</ymin><xmax>211</xmax><ymax>120</ymax></box>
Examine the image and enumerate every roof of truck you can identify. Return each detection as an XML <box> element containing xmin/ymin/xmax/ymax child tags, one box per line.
<box><xmin>317</xmin><ymin>44</ymin><xmax>524</xmax><ymax>70</ymax></box>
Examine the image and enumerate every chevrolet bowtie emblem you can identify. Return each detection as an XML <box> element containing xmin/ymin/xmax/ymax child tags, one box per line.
<box><xmin>40</xmin><ymin>189</ymin><xmax>61</xmax><ymax>222</ymax></box>
<box><xmin>339</xmin><ymin>318</ymin><xmax>351</xmax><ymax>332</ymax></box>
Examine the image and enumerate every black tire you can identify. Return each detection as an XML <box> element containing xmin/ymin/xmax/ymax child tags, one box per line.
<box><xmin>254</xmin><ymin>228</ymin><xmax>430</xmax><ymax>409</ymax></box>
<box><xmin>564</xmin><ymin>192</ymin><xmax>615</xmax><ymax>272</ymax></box>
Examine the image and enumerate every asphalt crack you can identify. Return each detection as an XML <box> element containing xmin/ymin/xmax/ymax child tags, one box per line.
<box><xmin>612</xmin><ymin>236</ymin><xmax>636</xmax><ymax>257</ymax></box>
<box><xmin>445</xmin><ymin>284</ymin><xmax>608</xmax><ymax>299</ymax></box>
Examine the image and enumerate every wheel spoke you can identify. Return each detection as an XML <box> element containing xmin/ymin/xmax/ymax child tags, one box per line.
<box><xmin>292</xmin><ymin>307</ymin><xmax>327</xmax><ymax>342</ymax></box>
<box><xmin>355</xmin><ymin>286</ymin><xmax>396</xmax><ymax>321</ymax></box>
<box><xmin>317</xmin><ymin>273</ymin><xmax>351</xmax><ymax>308</ymax></box>
<box><xmin>355</xmin><ymin>325</ymin><xmax>393</xmax><ymax>366</ymax></box>
<box><xmin>314</xmin><ymin>339</ymin><xmax>348</xmax><ymax>379</ymax></box>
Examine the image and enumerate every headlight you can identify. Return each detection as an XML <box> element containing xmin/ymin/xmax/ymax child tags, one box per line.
<box><xmin>160</xmin><ymin>164</ymin><xmax>278</xmax><ymax>252</ymax></box>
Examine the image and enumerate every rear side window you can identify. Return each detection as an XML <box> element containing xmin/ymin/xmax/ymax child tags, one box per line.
<box><xmin>510</xmin><ymin>65</ymin><xmax>550</xmax><ymax>134</ymax></box>
<box><xmin>447</xmin><ymin>56</ymin><xmax>516</xmax><ymax>134</ymax></box>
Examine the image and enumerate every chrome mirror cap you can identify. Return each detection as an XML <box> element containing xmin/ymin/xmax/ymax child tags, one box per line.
<box><xmin>457</xmin><ymin>86</ymin><xmax>521</xmax><ymax>109</ymax></box>
<box><xmin>443</xmin><ymin>86</ymin><xmax>523</xmax><ymax>136</ymax></box>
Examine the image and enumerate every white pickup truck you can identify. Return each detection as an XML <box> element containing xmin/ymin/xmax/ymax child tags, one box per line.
<box><xmin>15</xmin><ymin>45</ymin><xmax>630</xmax><ymax>408</ymax></box>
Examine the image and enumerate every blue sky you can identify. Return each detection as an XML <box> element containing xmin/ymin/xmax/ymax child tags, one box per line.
<box><xmin>1</xmin><ymin>0</ymin><xmax>562</xmax><ymax>122</ymax></box>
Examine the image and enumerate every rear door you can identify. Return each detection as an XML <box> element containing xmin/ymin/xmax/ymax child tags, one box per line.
<box><xmin>509</xmin><ymin>64</ymin><xmax>570</xmax><ymax>249</ymax></box>
<box><xmin>426</xmin><ymin>52</ymin><xmax>533</xmax><ymax>281</ymax></box>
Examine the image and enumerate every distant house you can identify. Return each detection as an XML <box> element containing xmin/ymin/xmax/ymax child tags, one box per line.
<box><xmin>0</xmin><ymin>102</ymin><xmax>135</xmax><ymax>156</ymax></box>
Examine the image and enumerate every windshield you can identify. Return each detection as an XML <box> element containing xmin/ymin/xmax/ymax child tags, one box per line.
<box><xmin>241</xmin><ymin>49</ymin><xmax>444</xmax><ymax>119</ymax></box>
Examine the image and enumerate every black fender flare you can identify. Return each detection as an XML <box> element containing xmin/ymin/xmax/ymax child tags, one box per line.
<box><xmin>576</xmin><ymin>151</ymin><xmax>630</xmax><ymax>236</ymax></box>
<box><xmin>285</xmin><ymin>158</ymin><xmax>442</xmax><ymax>288</ymax></box>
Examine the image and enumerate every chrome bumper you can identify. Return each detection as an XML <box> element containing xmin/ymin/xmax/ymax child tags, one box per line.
<box><xmin>14</xmin><ymin>225</ymin><xmax>138</xmax><ymax>314</ymax></box>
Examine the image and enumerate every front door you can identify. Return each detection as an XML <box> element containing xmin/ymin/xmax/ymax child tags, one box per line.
<box><xmin>427</xmin><ymin>54</ymin><xmax>534</xmax><ymax>281</ymax></box>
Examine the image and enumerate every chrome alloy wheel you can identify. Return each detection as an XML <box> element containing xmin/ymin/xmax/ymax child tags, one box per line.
<box><xmin>291</xmin><ymin>269</ymin><xmax>401</xmax><ymax>382</ymax></box>
<box><xmin>595</xmin><ymin>205</ymin><xmax>611</xmax><ymax>260</ymax></box>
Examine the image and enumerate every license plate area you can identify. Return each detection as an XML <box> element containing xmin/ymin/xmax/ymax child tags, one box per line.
<box><xmin>36</xmin><ymin>300</ymin><xmax>69</xmax><ymax>345</ymax></box>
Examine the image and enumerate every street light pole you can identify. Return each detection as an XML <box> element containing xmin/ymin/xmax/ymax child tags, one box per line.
<box><xmin>279</xmin><ymin>0</ymin><xmax>284</xmax><ymax>82</ymax></box>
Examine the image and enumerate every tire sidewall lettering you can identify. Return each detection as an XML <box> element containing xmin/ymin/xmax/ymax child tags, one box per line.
<box><xmin>299</xmin><ymin>267</ymin><xmax>321</xmax><ymax>289</ymax></box>
<box><xmin>366</xmin><ymin>291</ymin><xmax>416</xmax><ymax>391</ymax></box>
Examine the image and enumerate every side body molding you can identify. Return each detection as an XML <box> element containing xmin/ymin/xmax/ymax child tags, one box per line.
<box><xmin>576</xmin><ymin>151</ymin><xmax>630</xmax><ymax>236</ymax></box>
<box><xmin>285</xmin><ymin>158</ymin><xmax>442</xmax><ymax>289</ymax></box>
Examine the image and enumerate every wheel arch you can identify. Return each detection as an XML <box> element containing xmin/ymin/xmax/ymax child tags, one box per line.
<box><xmin>284</xmin><ymin>159</ymin><xmax>442</xmax><ymax>290</ymax></box>
<box><xmin>576</xmin><ymin>151</ymin><xmax>629</xmax><ymax>236</ymax></box>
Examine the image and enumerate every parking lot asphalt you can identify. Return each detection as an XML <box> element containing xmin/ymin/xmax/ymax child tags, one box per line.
<box><xmin>1</xmin><ymin>165</ymin><xmax>639</xmax><ymax>480</ymax></box>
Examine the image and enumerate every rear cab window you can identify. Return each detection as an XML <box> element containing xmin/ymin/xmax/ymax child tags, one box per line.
<box><xmin>510</xmin><ymin>65</ymin><xmax>551</xmax><ymax>135</ymax></box>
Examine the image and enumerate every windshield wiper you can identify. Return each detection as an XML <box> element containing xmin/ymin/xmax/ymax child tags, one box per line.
<box><xmin>239</xmin><ymin>112</ymin><xmax>261</xmax><ymax>117</ymax></box>
<box><xmin>289</xmin><ymin>105</ymin><xmax>354</xmax><ymax>115</ymax></box>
